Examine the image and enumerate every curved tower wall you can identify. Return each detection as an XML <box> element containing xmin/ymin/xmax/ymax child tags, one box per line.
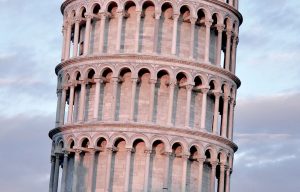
<box><xmin>49</xmin><ymin>0</ymin><xmax>242</xmax><ymax>192</ymax></box>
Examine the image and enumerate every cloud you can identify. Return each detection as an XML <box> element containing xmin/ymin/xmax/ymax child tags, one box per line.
<box><xmin>231</xmin><ymin>90</ymin><xmax>300</xmax><ymax>192</ymax></box>
<box><xmin>0</xmin><ymin>114</ymin><xmax>53</xmax><ymax>192</ymax></box>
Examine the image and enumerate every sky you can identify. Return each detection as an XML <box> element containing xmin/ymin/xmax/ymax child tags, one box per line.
<box><xmin>0</xmin><ymin>0</ymin><xmax>299</xmax><ymax>191</ymax></box>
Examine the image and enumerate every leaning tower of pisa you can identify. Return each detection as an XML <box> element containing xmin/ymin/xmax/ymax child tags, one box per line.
<box><xmin>48</xmin><ymin>0</ymin><xmax>242</xmax><ymax>191</ymax></box>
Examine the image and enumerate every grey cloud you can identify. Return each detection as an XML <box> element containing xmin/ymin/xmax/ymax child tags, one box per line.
<box><xmin>0</xmin><ymin>114</ymin><xmax>54</xmax><ymax>192</ymax></box>
<box><xmin>235</xmin><ymin>91</ymin><xmax>300</xmax><ymax>135</ymax></box>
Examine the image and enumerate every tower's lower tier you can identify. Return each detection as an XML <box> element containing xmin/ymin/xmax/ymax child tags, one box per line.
<box><xmin>49</xmin><ymin>123</ymin><xmax>236</xmax><ymax>192</ymax></box>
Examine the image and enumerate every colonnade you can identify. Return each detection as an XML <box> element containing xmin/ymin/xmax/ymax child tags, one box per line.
<box><xmin>49</xmin><ymin>139</ymin><xmax>232</xmax><ymax>192</ymax></box>
<box><xmin>55</xmin><ymin>71</ymin><xmax>236</xmax><ymax>140</ymax></box>
<box><xmin>61</xmin><ymin>2</ymin><xmax>239</xmax><ymax>73</ymax></box>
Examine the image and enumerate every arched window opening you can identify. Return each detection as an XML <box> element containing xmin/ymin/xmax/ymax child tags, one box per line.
<box><xmin>176</xmin><ymin>72</ymin><xmax>187</xmax><ymax>87</ymax></box>
<box><xmin>81</xmin><ymin>138</ymin><xmax>89</xmax><ymax>148</ymax></box>
<box><xmin>92</xmin><ymin>4</ymin><xmax>101</xmax><ymax>15</ymax></box>
<box><xmin>172</xmin><ymin>142</ymin><xmax>183</xmax><ymax>156</ymax></box>
<box><xmin>96</xmin><ymin>137</ymin><xmax>107</xmax><ymax>149</ymax></box>
<box><xmin>70</xmin><ymin>140</ymin><xmax>75</xmax><ymax>149</ymax></box>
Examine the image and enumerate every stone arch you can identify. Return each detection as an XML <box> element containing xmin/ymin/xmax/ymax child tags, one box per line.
<box><xmin>77</xmin><ymin>134</ymin><xmax>92</xmax><ymax>148</ymax></box>
<box><xmin>109</xmin><ymin>133</ymin><xmax>130</xmax><ymax>148</ymax></box>
<box><xmin>178</xmin><ymin>3</ymin><xmax>196</xmax><ymax>18</ymax></box>
<box><xmin>204</xmin><ymin>144</ymin><xmax>218</xmax><ymax>161</ymax></box>
<box><xmin>130</xmin><ymin>134</ymin><xmax>151</xmax><ymax>149</ymax></box>
<box><xmin>123</xmin><ymin>0</ymin><xmax>140</xmax><ymax>11</ymax></box>
<box><xmin>77</xmin><ymin>6</ymin><xmax>87</xmax><ymax>18</ymax></box>
<box><xmin>211</xmin><ymin>12</ymin><xmax>223</xmax><ymax>25</ymax></box>
<box><xmin>83</xmin><ymin>67</ymin><xmax>97</xmax><ymax>79</ymax></box>
<box><xmin>155</xmin><ymin>67</ymin><xmax>174</xmax><ymax>81</ymax></box>
<box><xmin>150</xmin><ymin>135</ymin><xmax>171</xmax><ymax>152</ymax></box>
<box><xmin>224</xmin><ymin>16</ymin><xmax>233</xmax><ymax>30</ymax></box>
<box><xmin>175</xmin><ymin>70</ymin><xmax>193</xmax><ymax>85</ymax></box>
<box><xmin>217</xmin><ymin>150</ymin><xmax>228</xmax><ymax>164</ymax></box>
<box><xmin>170</xmin><ymin>137</ymin><xmax>189</xmax><ymax>155</ymax></box>
<box><xmin>208</xmin><ymin>77</ymin><xmax>221</xmax><ymax>91</ymax></box>
<box><xmin>103</xmin><ymin>0</ymin><xmax>120</xmax><ymax>12</ymax></box>
<box><xmin>89</xmin><ymin>2</ymin><xmax>101</xmax><ymax>14</ymax></box>
<box><xmin>117</xmin><ymin>66</ymin><xmax>134</xmax><ymax>78</ymax></box>
<box><xmin>72</xmin><ymin>70</ymin><xmax>82</xmax><ymax>81</ymax></box>
<box><xmin>188</xmin><ymin>142</ymin><xmax>205</xmax><ymax>158</ymax></box>
<box><xmin>92</xmin><ymin>133</ymin><xmax>110</xmax><ymax>148</ymax></box>
<box><xmin>196</xmin><ymin>7</ymin><xmax>211</xmax><ymax>20</ymax></box>
<box><xmin>134</xmin><ymin>66</ymin><xmax>154</xmax><ymax>79</ymax></box>
<box><xmin>99</xmin><ymin>65</ymin><xmax>116</xmax><ymax>78</ymax></box>
<box><xmin>66</xmin><ymin>136</ymin><xmax>76</xmax><ymax>149</ymax></box>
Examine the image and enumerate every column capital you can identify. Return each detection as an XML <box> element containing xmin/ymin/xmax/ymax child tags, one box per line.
<box><xmin>131</xmin><ymin>77</ymin><xmax>138</xmax><ymax>83</ymax></box>
<box><xmin>210</xmin><ymin>161</ymin><xmax>218</xmax><ymax>167</ymax></box>
<box><xmin>74</xmin><ymin>17</ymin><xmax>81</xmax><ymax>23</ymax></box>
<box><xmin>149</xmin><ymin>79</ymin><xmax>157</xmax><ymax>84</ymax></box>
<box><xmin>205</xmin><ymin>19</ymin><xmax>213</xmax><ymax>27</ymax></box>
<box><xmin>216</xmin><ymin>24</ymin><xmax>225</xmax><ymax>32</ymax></box>
<box><xmin>144</xmin><ymin>149</ymin><xmax>153</xmax><ymax>155</ymax></box>
<box><xmin>186</xmin><ymin>84</ymin><xmax>194</xmax><ymax>91</ymax></box>
<box><xmin>126</xmin><ymin>148</ymin><xmax>135</xmax><ymax>153</ymax></box>
<box><xmin>226</xmin><ymin>29</ymin><xmax>233</xmax><ymax>36</ymax></box>
<box><xmin>223</xmin><ymin>94</ymin><xmax>231</xmax><ymax>102</ymax></box>
<box><xmin>212</xmin><ymin>90</ymin><xmax>222</xmax><ymax>98</ymax></box>
<box><xmin>168</xmin><ymin>81</ymin><xmax>177</xmax><ymax>87</ymax></box>
<box><xmin>181</xmin><ymin>154</ymin><xmax>190</xmax><ymax>159</ymax></box>
<box><xmin>197</xmin><ymin>157</ymin><xmax>206</xmax><ymax>163</ymax></box>
<box><xmin>200</xmin><ymin>87</ymin><xmax>210</xmax><ymax>94</ymax></box>
<box><xmin>153</xmin><ymin>11</ymin><xmax>161</xmax><ymax>20</ymax></box>
<box><xmin>163</xmin><ymin>151</ymin><xmax>173</xmax><ymax>156</ymax></box>
<box><xmin>172</xmin><ymin>13</ymin><xmax>180</xmax><ymax>20</ymax></box>
<box><xmin>190</xmin><ymin>17</ymin><xmax>197</xmax><ymax>25</ymax></box>
<box><xmin>111</xmin><ymin>77</ymin><xmax>120</xmax><ymax>83</ymax></box>
<box><xmin>84</xmin><ymin>13</ymin><xmax>93</xmax><ymax>20</ymax></box>
<box><xmin>107</xmin><ymin>147</ymin><xmax>118</xmax><ymax>153</ymax></box>
<box><xmin>74</xmin><ymin>149</ymin><xmax>82</xmax><ymax>154</ymax></box>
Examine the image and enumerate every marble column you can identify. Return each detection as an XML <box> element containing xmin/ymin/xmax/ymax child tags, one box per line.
<box><xmin>73</xmin><ymin>18</ymin><xmax>80</xmax><ymax>57</ymax></box>
<box><xmin>231</xmin><ymin>36</ymin><xmax>238</xmax><ymax>73</ymax></box>
<box><xmin>111</xmin><ymin>77</ymin><xmax>119</xmax><ymax>121</ymax></box>
<box><xmin>65</xmin><ymin>21</ymin><xmax>72</xmax><ymax>60</ymax></box>
<box><xmin>72</xmin><ymin>150</ymin><xmax>81</xmax><ymax>192</ymax></box>
<box><xmin>171</xmin><ymin>14</ymin><xmax>179</xmax><ymax>55</ymax></box>
<box><xmin>60</xmin><ymin>87</ymin><xmax>67</xmax><ymax>126</ymax></box>
<box><xmin>93</xmin><ymin>79</ymin><xmax>102</xmax><ymax>120</ymax></box>
<box><xmin>61</xmin><ymin>25</ymin><xmax>67</xmax><ymax>61</ymax></box>
<box><xmin>53</xmin><ymin>154</ymin><xmax>60</xmax><ymax>192</ymax></box>
<box><xmin>216</xmin><ymin>25</ymin><xmax>224</xmax><ymax>66</ymax></box>
<box><xmin>225</xmin><ymin>167</ymin><xmax>231</xmax><ymax>192</ymax></box>
<box><xmin>212</xmin><ymin>91</ymin><xmax>221</xmax><ymax>134</ymax></box>
<box><xmin>148</xmin><ymin>79</ymin><xmax>157</xmax><ymax>123</ymax></box>
<box><xmin>143</xmin><ymin>150</ymin><xmax>152</xmax><ymax>192</ymax></box>
<box><xmin>130</xmin><ymin>78</ymin><xmax>138</xmax><ymax>121</ymax></box>
<box><xmin>210</xmin><ymin>162</ymin><xmax>217</xmax><ymax>192</ymax></box>
<box><xmin>189</xmin><ymin>17</ymin><xmax>196</xmax><ymax>59</ymax></box>
<box><xmin>116</xmin><ymin>11</ymin><xmax>124</xmax><ymax>53</ymax></box>
<box><xmin>163</xmin><ymin>152</ymin><xmax>171</xmax><ymax>192</ymax></box>
<box><xmin>83</xmin><ymin>14</ymin><xmax>92</xmax><ymax>55</ymax></box>
<box><xmin>200</xmin><ymin>88</ymin><xmax>209</xmax><ymax>129</ymax></box>
<box><xmin>87</xmin><ymin>150</ymin><xmax>96</xmax><ymax>192</ymax></box>
<box><xmin>49</xmin><ymin>156</ymin><xmax>55</xmax><ymax>192</ymax></box>
<box><xmin>185</xmin><ymin>85</ymin><xmax>193</xmax><ymax>128</ymax></box>
<box><xmin>198</xmin><ymin>158</ymin><xmax>205</xmax><ymax>192</ymax></box>
<box><xmin>135</xmin><ymin>11</ymin><xmax>142</xmax><ymax>53</ymax></box>
<box><xmin>105</xmin><ymin>148</ymin><xmax>114</xmax><ymax>192</ymax></box>
<box><xmin>181</xmin><ymin>155</ymin><xmax>189</xmax><ymax>192</ymax></box>
<box><xmin>167</xmin><ymin>82</ymin><xmax>175</xmax><ymax>126</ymax></box>
<box><xmin>124</xmin><ymin>148</ymin><xmax>133</xmax><ymax>192</ymax></box>
<box><xmin>228</xmin><ymin>98</ymin><xmax>236</xmax><ymax>140</ymax></box>
<box><xmin>55</xmin><ymin>89</ymin><xmax>62</xmax><ymax>127</ymax></box>
<box><xmin>225</xmin><ymin>29</ymin><xmax>232</xmax><ymax>70</ymax></box>
<box><xmin>221</xmin><ymin>95</ymin><xmax>230</xmax><ymax>138</ymax></box>
<box><xmin>153</xmin><ymin>12</ymin><xmax>161</xmax><ymax>54</ymax></box>
<box><xmin>99</xmin><ymin>13</ymin><xmax>107</xmax><ymax>54</ymax></box>
<box><xmin>60</xmin><ymin>152</ymin><xmax>69</xmax><ymax>192</ymax></box>
<box><xmin>204</xmin><ymin>20</ymin><xmax>212</xmax><ymax>63</ymax></box>
<box><xmin>78</xmin><ymin>81</ymin><xmax>86</xmax><ymax>122</ymax></box>
<box><xmin>67</xmin><ymin>85</ymin><xmax>75</xmax><ymax>123</ymax></box>
<box><xmin>218</xmin><ymin>165</ymin><xmax>225</xmax><ymax>192</ymax></box>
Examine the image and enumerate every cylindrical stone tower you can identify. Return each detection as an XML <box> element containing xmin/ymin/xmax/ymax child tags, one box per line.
<box><xmin>49</xmin><ymin>0</ymin><xmax>242</xmax><ymax>192</ymax></box>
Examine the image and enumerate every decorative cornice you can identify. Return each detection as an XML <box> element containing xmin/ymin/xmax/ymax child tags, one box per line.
<box><xmin>56</xmin><ymin>54</ymin><xmax>241</xmax><ymax>88</ymax></box>
<box><xmin>48</xmin><ymin>121</ymin><xmax>238</xmax><ymax>152</ymax></box>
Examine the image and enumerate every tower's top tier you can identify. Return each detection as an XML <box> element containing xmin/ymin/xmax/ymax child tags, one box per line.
<box><xmin>61</xmin><ymin>0</ymin><xmax>241</xmax><ymax>12</ymax></box>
